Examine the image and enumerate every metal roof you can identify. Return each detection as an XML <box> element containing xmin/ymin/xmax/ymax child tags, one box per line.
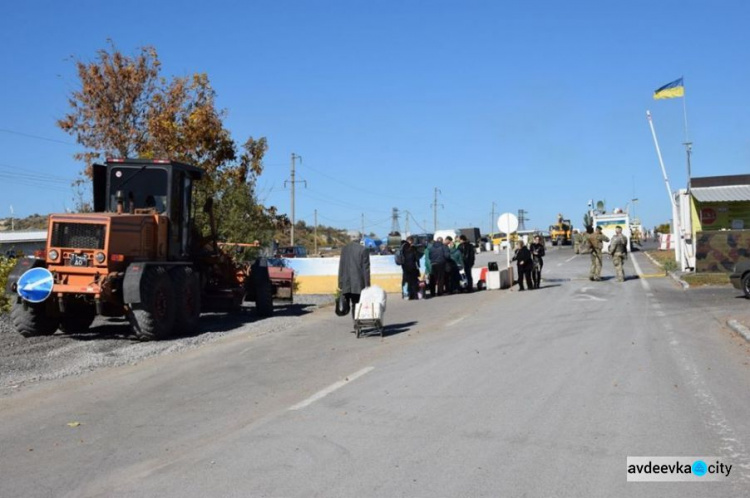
<box><xmin>691</xmin><ymin>185</ymin><xmax>750</xmax><ymax>202</ymax></box>
<box><xmin>692</xmin><ymin>174</ymin><xmax>750</xmax><ymax>188</ymax></box>
<box><xmin>0</xmin><ymin>230</ymin><xmax>47</xmax><ymax>243</ymax></box>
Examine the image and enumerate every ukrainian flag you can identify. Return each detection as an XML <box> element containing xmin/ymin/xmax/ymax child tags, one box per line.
<box><xmin>653</xmin><ymin>77</ymin><xmax>685</xmax><ymax>99</ymax></box>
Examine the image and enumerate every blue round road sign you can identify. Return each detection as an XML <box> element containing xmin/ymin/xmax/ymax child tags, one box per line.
<box><xmin>17</xmin><ymin>267</ymin><xmax>54</xmax><ymax>303</ymax></box>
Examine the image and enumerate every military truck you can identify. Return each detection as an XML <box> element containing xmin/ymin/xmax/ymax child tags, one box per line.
<box><xmin>549</xmin><ymin>214</ymin><xmax>573</xmax><ymax>246</ymax></box>
<box><xmin>5</xmin><ymin>158</ymin><xmax>293</xmax><ymax>341</ymax></box>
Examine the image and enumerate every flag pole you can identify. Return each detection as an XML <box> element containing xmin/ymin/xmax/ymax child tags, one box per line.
<box><xmin>647</xmin><ymin>110</ymin><xmax>685</xmax><ymax>269</ymax></box>
<box><xmin>646</xmin><ymin>111</ymin><xmax>676</xmax><ymax>208</ymax></box>
<box><xmin>681</xmin><ymin>76</ymin><xmax>693</xmax><ymax>192</ymax></box>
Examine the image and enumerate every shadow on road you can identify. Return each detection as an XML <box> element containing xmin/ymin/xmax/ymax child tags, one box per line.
<box><xmin>269</xmin><ymin>303</ymin><xmax>317</xmax><ymax>317</ymax></box>
<box><xmin>67</xmin><ymin>303</ymin><xmax>318</xmax><ymax>341</ymax></box>
<box><xmin>534</xmin><ymin>284</ymin><xmax>562</xmax><ymax>290</ymax></box>
<box><xmin>383</xmin><ymin>320</ymin><xmax>418</xmax><ymax>337</ymax></box>
<box><xmin>353</xmin><ymin>320</ymin><xmax>418</xmax><ymax>339</ymax></box>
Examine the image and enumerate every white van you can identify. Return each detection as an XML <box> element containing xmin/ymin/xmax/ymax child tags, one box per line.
<box><xmin>433</xmin><ymin>229</ymin><xmax>460</xmax><ymax>243</ymax></box>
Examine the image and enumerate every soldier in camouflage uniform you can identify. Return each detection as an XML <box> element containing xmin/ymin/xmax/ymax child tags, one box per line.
<box><xmin>609</xmin><ymin>225</ymin><xmax>628</xmax><ymax>282</ymax></box>
<box><xmin>588</xmin><ymin>226</ymin><xmax>609</xmax><ymax>281</ymax></box>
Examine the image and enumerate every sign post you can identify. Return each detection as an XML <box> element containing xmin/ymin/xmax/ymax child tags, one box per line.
<box><xmin>497</xmin><ymin>213</ymin><xmax>519</xmax><ymax>270</ymax></box>
<box><xmin>17</xmin><ymin>267</ymin><xmax>54</xmax><ymax>303</ymax></box>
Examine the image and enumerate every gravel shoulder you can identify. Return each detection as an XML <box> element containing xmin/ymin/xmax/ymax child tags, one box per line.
<box><xmin>0</xmin><ymin>295</ymin><xmax>335</xmax><ymax>395</ymax></box>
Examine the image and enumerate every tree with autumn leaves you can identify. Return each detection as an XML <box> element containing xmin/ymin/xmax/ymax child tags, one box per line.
<box><xmin>57</xmin><ymin>42</ymin><xmax>288</xmax><ymax>246</ymax></box>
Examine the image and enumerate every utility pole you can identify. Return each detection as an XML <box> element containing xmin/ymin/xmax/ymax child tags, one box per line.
<box><xmin>284</xmin><ymin>153</ymin><xmax>306</xmax><ymax>246</ymax></box>
<box><xmin>431</xmin><ymin>187</ymin><xmax>443</xmax><ymax>232</ymax></box>
<box><xmin>490</xmin><ymin>201</ymin><xmax>496</xmax><ymax>235</ymax></box>
<box><xmin>390</xmin><ymin>207</ymin><xmax>401</xmax><ymax>235</ymax></box>
<box><xmin>361</xmin><ymin>213</ymin><xmax>365</xmax><ymax>239</ymax></box>
<box><xmin>9</xmin><ymin>205</ymin><xmax>14</xmax><ymax>231</ymax></box>
<box><xmin>517</xmin><ymin>209</ymin><xmax>528</xmax><ymax>231</ymax></box>
<box><xmin>684</xmin><ymin>141</ymin><xmax>693</xmax><ymax>192</ymax></box>
<box><xmin>405</xmin><ymin>211</ymin><xmax>410</xmax><ymax>236</ymax></box>
<box><xmin>314</xmin><ymin>209</ymin><xmax>318</xmax><ymax>255</ymax></box>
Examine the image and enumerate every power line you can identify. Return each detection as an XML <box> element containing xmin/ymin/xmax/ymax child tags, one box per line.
<box><xmin>0</xmin><ymin>163</ymin><xmax>75</xmax><ymax>183</ymax></box>
<box><xmin>283</xmin><ymin>153</ymin><xmax>306</xmax><ymax>246</ymax></box>
<box><xmin>297</xmin><ymin>162</ymin><xmax>414</xmax><ymax>201</ymax></box>
<box><xmin>0</xmin><ymin>128</ymin><xmax>76</xmax><ymax>146</ymax></box>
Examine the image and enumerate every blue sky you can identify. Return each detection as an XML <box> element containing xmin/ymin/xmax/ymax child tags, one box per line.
<box><xmin>1</xmin><ymin>0</ymin><xmax>748</xmax><ymax>237</ymax></box>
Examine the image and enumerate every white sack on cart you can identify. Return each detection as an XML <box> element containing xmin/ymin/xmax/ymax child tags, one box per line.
<box><xmin>355</xmin><ymin>285</ymin><xmax>387</xmax><ymax>321</ymax></box>
<box><xmin>358</xmin><ymin>285</ymin><xmax>387</xmax><ymax>311</ymax></box>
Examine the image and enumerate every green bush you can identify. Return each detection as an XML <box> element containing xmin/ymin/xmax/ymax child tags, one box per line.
<box><xmin>0</xmin><ymin>257</ymin><xmax>16</xmax><ymax>314</ymax></box>
<box><xmin>662</xmin><ymin>260</ymin><xmax>678</xmax><ymax>274</ymax></box>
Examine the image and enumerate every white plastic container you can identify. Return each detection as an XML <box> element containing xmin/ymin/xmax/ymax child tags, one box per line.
<box><xmin>487</xmin><ymin>271</ymin><xmax>501</xmax><ymax>290</ymax></box>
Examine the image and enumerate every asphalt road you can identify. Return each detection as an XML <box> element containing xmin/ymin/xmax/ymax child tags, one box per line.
<box><xmin>1</xmin><ymin>246</ymin><xmax>749</xmax><ymax>497</ymax></box>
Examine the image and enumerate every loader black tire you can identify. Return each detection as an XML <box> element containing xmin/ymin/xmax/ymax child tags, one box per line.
<box><xmin>59</xmin><ymin>305</ymin><xmax>96</xmax><ymax>334</ymax></box>
<box><xmin>130</xmin><ymin>266</ymin><xmax>176</xmax><ymax>341</ymax></box>
<box><xmin>250</xmin><ymin>260</ymin><xmax>274</xmax><ymax>318</ymax></box>
<box><xmin>254</xmin><ymin>280</ymin><xmax>274</xmax><ymax>318</ymax></box>
<box><xmin>11</xmin><ymin>300</ymin><xmax>59</xmax><ymax>337</ymax></box>
<box><xmin>171</xmin><ymin>266</ymin><xmax>201</xmax><ymax>336</ymax></box>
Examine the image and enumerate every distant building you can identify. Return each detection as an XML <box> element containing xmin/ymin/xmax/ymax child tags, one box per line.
<box><xmin>0</xmin><ymin>230</ymin><xmax>47</xmax><ymax>257</ymax></box>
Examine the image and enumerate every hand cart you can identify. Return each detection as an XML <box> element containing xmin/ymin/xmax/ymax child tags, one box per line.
<box><xmin>353</xmin><ymin>286</ymin><xmax>386</xmax><ymax>338</ymax></box>
<box><xmin>354</xmin><ymin>301</ymin><xmax>384</xmax><ymax>338</ymax></box>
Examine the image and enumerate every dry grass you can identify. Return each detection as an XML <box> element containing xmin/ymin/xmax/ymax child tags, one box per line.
<box><xmin>682</xmin><ymin>272</ymin><xmax>730</xmax><ymax>287</ymax></box>
<box><xmin>645</xmin><ymin>251</ymin><xmax>731</xmax><ymax>286</ymax></box>
<box><xmin>644</xmin><ymin>250</ymin><xmax>675</xmax><ymax>266</ymax></box>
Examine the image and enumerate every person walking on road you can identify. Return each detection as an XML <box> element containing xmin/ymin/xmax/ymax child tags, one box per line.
<box><xmin>609</xmin><ymin>226</ymin><xmax>628</xmax><ymax>282</ymax></box>
<box><xmin>458</xmin><ymin>234</ymin><xmax>476</xmax><ymax>292</ymax></box>
<box><xmin>512</xmin><ymin>240</ymin><xmax>533</xmax><ymax>291</ymax></box>
<box><xmin>338</xmin><ymin>240</ymin><xmax>371</xmax><ymax>318</ymax></box>
<box><xmin>588</xmin><ymin>226</ymin><xmax>609</xmax><ymax>281</ymax></box>
<box><xmin>529</xmin><ymin>234</ymin><xmax>546</xmax><ymax>289</ymax></box>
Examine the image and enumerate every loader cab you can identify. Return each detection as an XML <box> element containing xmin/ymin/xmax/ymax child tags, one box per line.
<box><xmin>93</xmin><ymin>158</ymin><xmax>204</xmax><ymax>260</ymax></box>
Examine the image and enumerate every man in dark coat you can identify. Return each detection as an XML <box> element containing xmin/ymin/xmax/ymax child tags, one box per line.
<box><xmin>512</xmin><ymin>240</ymin><xmax>533</xmax><ymax>291</ymax></box>
<box><xmin>338</xmin><ymin>240</ymin><xmax>371</xmax><ymax>317</ymax></box>
<box><xmin>458</xmin><ymin>234</ymin><xmax>476</xmax><ymax>292</ymax></box>
<box><xmin>529</xmin><ymin>235</ymin><xmax>546</xmax><ymax>289</ymax></box>
<box><xmin>428</xmin><ymin>237</ymin><xmax>450</xmax><ymax>297</ymax></box>
<box><xmin>401</xmin><ymin>236</ymin><xmax>421</xmax><ymax>300</ymax></box>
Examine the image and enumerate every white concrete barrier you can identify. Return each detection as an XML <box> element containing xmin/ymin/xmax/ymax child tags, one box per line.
<box><xmin>286</xmin><ymin>257</ymin><xmax>516</xmax><ymax>295</ymax></box>
<box><xmin>280</xmin><ymin>256</ymin><xmax>402</xmax><ymax>294</ymax></box>
<box><xmin>659</xmin><ymin>234</ymin><xmax>672</xmax><ymax>250</ymax></box>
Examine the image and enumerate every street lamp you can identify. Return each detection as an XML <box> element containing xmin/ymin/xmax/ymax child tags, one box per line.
<box><xmin>629</xmin><ymin>198</ymin><xmax>639</xmax><ymax>221</ymax></box>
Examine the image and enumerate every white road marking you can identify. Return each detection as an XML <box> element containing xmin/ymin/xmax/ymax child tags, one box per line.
<box><xmin>447</xmin><ymin>316</ymin><xmax>467</xmax><ymax>327</ymax></box>
<box><xmin>288</xmin><ymin>366</ymin><xmax>375</xmax><ymax>411</ymax></box>
<box><xmin>565</xmin><ymin>255</ymin><xmax>577</xmax><ymax>263</ymax></box>
<box><xmin>634</xmin><ymin>253</ymin><xmax>750</xmax><ymax>485</ymax></box>
<box><xmin>631</xmin><ymin>253</ymin><xmax>649</xmax><ymax>291</ymax></box>
<box><xmin>574</xmin><ymin>294</ymin><xmax>606</xmax><ymax>302</ymax></box>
